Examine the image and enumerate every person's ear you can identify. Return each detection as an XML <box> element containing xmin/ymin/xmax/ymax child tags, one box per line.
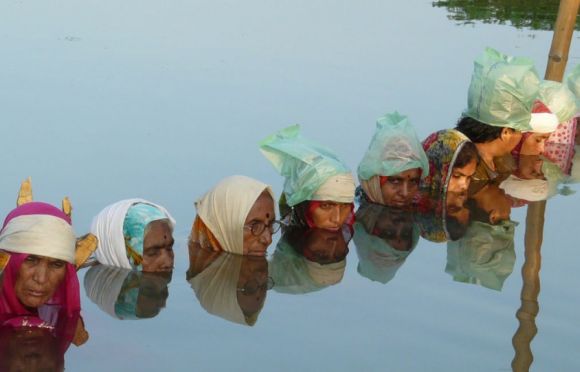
<box><xmin>500</xmin><ymin>128</ymin><xmax>513</xmax><ymax>141</ymax></box>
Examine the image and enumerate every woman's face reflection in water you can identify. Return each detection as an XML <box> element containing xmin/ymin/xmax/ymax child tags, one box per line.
<box><xmin>0</xmin><ymin>327</ymin><xmax>62</xmax><ymax>372</ymax></box>
<box><xmin>236</xmin><ymin>256</ymin><xmax>269</xmax><ymax>319</ymax></box>
<box><xmin>243</xmin><ymin>192</ymin><xmax>276</xmax><ymax>256</ymax></box>
<box><xmin>373</xmin><ymin>209</ymin><xmax>414</xmax><ymax>251</ymax></box>
<box><xmin>302</xmin><ymin>229</ymin><xmax>349</xmax><ymax>264</ymax></box>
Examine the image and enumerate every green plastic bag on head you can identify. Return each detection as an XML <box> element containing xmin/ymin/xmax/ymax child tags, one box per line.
<box><xmin>259</xmin><ymin>125</ymin><xmax>354</xmax><ymax>207</ymax></box>
<box><xmin>357</xmin><ymin>111</ymin><xmax>429</xmax><ymax>181</ymax></box>
<box><xmin>465</xmin><ymin>47</ymin><xmax>540</xmax><ymax>131</ymax></box>
<box><xmin>538</xmin><ymin>80</ymin><xmax>577</xmax><ymax>124</ymax></box>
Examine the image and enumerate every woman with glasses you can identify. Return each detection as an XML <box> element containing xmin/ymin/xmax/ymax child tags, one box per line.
<box><xmin>191</xmin><ymin>175</ymin><xmax>279</xmax><ymax>256</ymax></box>
<box><xmin>260</xmin><ymin>125</ymin><xmax>356</xmax><ymax>232</ymax></box>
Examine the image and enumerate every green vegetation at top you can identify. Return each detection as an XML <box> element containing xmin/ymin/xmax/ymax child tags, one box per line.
<box><xmin>432</xmin><ymin>0</ymin><xmax>580</xmax><ymax>30</ymax></box>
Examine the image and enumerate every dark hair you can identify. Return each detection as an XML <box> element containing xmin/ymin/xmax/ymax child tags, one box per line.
<box><xmin>455</xmin><ymin>116</ymin><xmax>504</xmax><ymax>143</ymax></box>
<box><xmin>454</xmin><ymin>140</ymin><xmax>479</xmax><ymax>169</ymax></box>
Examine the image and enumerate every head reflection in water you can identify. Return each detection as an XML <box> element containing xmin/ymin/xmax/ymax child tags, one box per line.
<box><xmin>270</xmin><ymin>227</ymin><xmax>349</xmax><ymax>294</ymax></box>
<box><xmin>446</xmin><ymin>220</ymin><xmax>517</xmax><ymax>291</ymax></box>
<box><xmin>0</xmin><ymin>326</ymin><xmax>64</xmax><ymax>372</ymax></box>
<box><xmin>192</xmin><ymin>175</ymin><xmax>277</xmax><ymax>256</ymax></box>
<box><xmin>354</xmin><ymin>202</ymin><xmax>419</xmax><ymax>284</ymax></box>
<box><xmin>84</xmin><ymin>265</ymin><xmax>171</xmax><ymax>320</ymax></box>
<box><xmin>467</xmin><ymin>183</ymin><xmax>512</xmax><ymax>225</ymax></box>
<box><xmin>188</xmin><ymin>249</ymin><xmax>270</xmax><ymax>326</ymax></box>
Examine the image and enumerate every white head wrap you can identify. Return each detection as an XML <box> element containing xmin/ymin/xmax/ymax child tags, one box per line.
<box><xmin>195</xmin><ymin>176</ymin><xmax>275</xmax><ymax>255</ymax></box>
<box><xmin>91</xmin><ymin>198</ymin><xmax>176</xmax><ymax>269</ymax></box>
<box><xmin>311</xmin><ymin>173</ymin><xmax>355</xmax><ymax>203</ymax></box>
<box><xmin>0</xmin><ymin>215</ymin><xmax>76</xmax><ymax>264</ymax></box>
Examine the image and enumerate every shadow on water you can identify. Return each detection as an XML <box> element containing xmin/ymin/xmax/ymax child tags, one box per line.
<box><xmin>432</xmin><ymin>0</ymin><xmax>580</xmax><ymax>30</ymax></box>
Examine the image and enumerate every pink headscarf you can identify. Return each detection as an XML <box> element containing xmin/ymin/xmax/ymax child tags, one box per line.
<box><xmin>0</xmin><ymin>202</ymin><xmax>80</xmax><ymax>325</ymax></box>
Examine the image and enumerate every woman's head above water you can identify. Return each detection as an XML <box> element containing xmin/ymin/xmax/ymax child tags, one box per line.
<box><xmin>0</xmin><ymin>202</ymin><xmax>79</xmax><ymax>314</ymax></box>
<box><xmin>260</xmin><ymin>125</ymin><xmax>355</xmax><ymax>230</ymax></box>
<box><xmin>92</xmin><ymin>199</ymin><xmax>176</xmax><ymax>273</ymax></box>
<box><xmin>192</xmin><ymin>175</ymin><xmax>277</xmax><ymax>256</ymax></box>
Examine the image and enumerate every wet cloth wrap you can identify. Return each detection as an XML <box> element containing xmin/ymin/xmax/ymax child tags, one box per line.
<box><xmin>194</xmin><ymin>175</ymin><xmax>275</xmax><ymax>255</ymax></box>
<box><xmin>259</xmin><ymin>125</ymin><xmax>355</xmax><ymax>207</ymax></box>
<box><xmin>189</xmin><ymin>253</ymin><xmax>262</xmax><ymax>326</ymax></box>
<box><xmin>421</xmin><ymin>129</ymin><xmax>471</xmax><ymax>197</ymax></box>
<box><xmin>353</xmin><ymin>203</ymin><xmax>419</xmax><ymax>284</ymax></box>
<box><xmin>446</xmin><ymin>220</ymin><xmax>517</xmax><ymax>291</ymax></box>
<box><xmin>464</xmin><ymin>47</ymin><xmax>539</xmax><ymax>131</ymax></box>
<box><xmin>91</xmin><ymin>199</ymin><xmax>175</xmax><ymax>270</ymax></box>
<box><xmin>0</xmin><ymin>202</ymin><xmax>80</xmax><ymax>325</ymax></box>
<box><xmin>357</xmin><ymin>112</ymin><xmax>429</xmax><ymax>204</ymax></box>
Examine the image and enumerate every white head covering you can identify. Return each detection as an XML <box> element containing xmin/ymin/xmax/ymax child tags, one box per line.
<box><xmin>91</xmin><ymin>198</ymin><xmax>176</xmax><ymax>269</ymax></box>
<box><xmin>528</xmin><ymin>100</ymin><xmax>559</xmax><ymax>133</ymax></box>
<box><xmin>195</xmin><ymin>176</ymin><xmax>275</xmax><ymax>255</ymax></box>
<box><xmin>189</xmin><ymin>253</ymin><xmax>261</xmax><ymax>326</ymax></box>
<box><xmin>0</xmin><ymin>215</ymin><xmax>76</xmax><ymax>264</ymax></box>
<box><xmin>499</xmin><ymin>175</ymin><xmax>549</xmax><ymax>202</ymax></box>
<box><xmin>311</xmin><ymin>173</ymin><xmax>355</xmax><ymax>203</ymax></box>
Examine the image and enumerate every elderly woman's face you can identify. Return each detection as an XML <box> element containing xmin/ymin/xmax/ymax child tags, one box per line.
<box><xmin>243</xmin><ymin>192</ymin><xmax>275</xmax><ymax>256</ymax></box>
<box><xmin>14</xmin><ymin>255</ymin><xmax>66</xmax><ymax>309</ymax></box>
<box><xmin>142</xmin><ymin>220</ymin><xmax>175</xmax><ymax>272</ymax></box>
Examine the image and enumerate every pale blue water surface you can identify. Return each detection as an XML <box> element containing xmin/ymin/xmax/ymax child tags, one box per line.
<box><xmin>1</xmin><ymin>1</ymin><xmax>580</xmax><ymax>371</ymax></box>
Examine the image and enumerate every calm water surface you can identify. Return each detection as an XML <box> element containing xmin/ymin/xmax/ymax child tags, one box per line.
<box><xmin>1</xmin><ymin>1</ymin><xmax>580</xmax><ymax>371</ymax></box>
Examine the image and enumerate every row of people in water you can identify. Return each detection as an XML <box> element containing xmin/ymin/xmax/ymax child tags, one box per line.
<box><xmin>1</xmin><ymin>46</ymin><xmax>580</xmax><ymax>367</ymax></box>
<box><xmin>0</xmin><ymin>198</ymin><xmax>517</xmax><ymax>368</ymax></box>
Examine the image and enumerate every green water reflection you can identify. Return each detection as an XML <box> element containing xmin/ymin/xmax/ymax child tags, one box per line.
<box><xmin>433</xmin><ymin>0</ymin><xmax>580</xmax><ymax>30</ymax></box>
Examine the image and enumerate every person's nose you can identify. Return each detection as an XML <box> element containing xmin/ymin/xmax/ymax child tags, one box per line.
<box><xmin>159</xmin><ymin>250</ymin><xmax>174</xmax><ymax>270</ymax></box>
<box><xmin>259</xmin><ymin>229</ymin><xmax>273</xmax><ymax>246</ymax></box>
<box><xmin>457</xmin><ymin>177</ymin><xmax>469</xmax><ymax>192</ymax></box>
<box><xmin>329</xmin><ymin>206</ymin><xmax>341</xmax><ymax>223</ymax></box>
<box><xmin>32</xmin><ymin>264</ymin><xmax>48</xmax><ymax>285</ymax></box>
<box><xmin>537</xmin><ymin>141</ymin><xmax>545</xmax><ymax>154</ymax></box>
<box><xmin>401</xmin><ymin>182</ymin><xmax>410</xmax><ymax>197</ymax></box>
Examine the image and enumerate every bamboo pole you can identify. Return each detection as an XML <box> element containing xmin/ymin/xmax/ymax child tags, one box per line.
<box><xmin>513</xmin><ymin>1</ymin><xmax>580</xmax><ymax>370</ymax></box>
<box><xmin>545</xmin><ymin>0</ymin><xmax>580</xmax><ymax>81</ymax></box>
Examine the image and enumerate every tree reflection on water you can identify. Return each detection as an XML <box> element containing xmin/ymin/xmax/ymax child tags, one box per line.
<box><xmin>432</xmin><ymin>0</ymin><xmax>580</xmax><ymax>30</ymax></box>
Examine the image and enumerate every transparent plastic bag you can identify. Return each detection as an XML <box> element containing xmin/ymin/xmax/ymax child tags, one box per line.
<box><xmin>465</xmin><ymin>47</ymin><xmax>540</xmax><ymax>131</ymax></box>
<box><xmin>357</xmin><ymin>111</ymin><xmax>429</xmax><ymax>181</ymax></box>
<box><xmin>259</xmin><ymin>125</ymin><xmax>352</xmax><ymax>207</ymax></box>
